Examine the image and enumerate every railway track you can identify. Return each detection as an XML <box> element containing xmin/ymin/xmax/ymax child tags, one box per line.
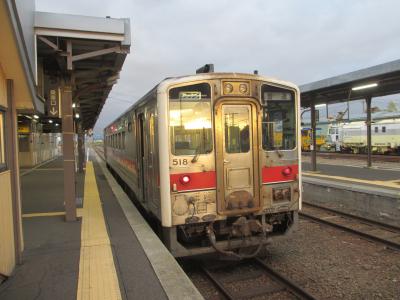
<box><xmin>302</xmin><ymin>151</ymin><xmax>400</xmax><ymax>162</ymax></box>
<box><xmin>198</xmin><ymin>258</ymin><xmax>316</xmax><ymax>300</ymax></box>
<box><xmin>93</xmin><ymin>145</ymin><xmax>105</xmax><ymax>160</ymax></box>
<box><xmin>300</xmin><ymin>202</ymin><xmax>400</xmax><ymax>251</ymax></box>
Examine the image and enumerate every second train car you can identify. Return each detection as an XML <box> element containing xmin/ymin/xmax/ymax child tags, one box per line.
<box><xmin>104</xmin><ymin>71</ymin><xmax>301</xmax><ymax>258</ymax></box>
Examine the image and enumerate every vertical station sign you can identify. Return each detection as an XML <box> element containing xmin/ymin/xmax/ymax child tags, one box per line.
<box><xmin>47</xmin><ymin>88</ymin><xmax>61</xmax><ymax>118</ymax></box>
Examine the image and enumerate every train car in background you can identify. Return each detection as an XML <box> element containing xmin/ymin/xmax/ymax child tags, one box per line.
<box><xmin>301</xmin><ymin>127</ymin><xmax>326</xmax><ymax>151</ymax></box>
<box><xmin>326</xmin><ymin>119</ymin><xmax>400</xmax><ymax>154</ymax></box>
<box><xmin>104</xmin><ymin>71</ymin><xmax>301</xmax><ymax>258</ymax></box>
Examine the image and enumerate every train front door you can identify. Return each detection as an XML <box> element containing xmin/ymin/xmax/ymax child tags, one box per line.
<box><xmin>215</xmin><ymin>102</ymin><xmax>260</xmax><ymax>215</ymax></box>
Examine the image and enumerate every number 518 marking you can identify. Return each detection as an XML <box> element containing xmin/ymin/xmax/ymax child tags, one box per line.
<box><xmin>172</xmin><ymin>158</ymin><xmax>188</xmax><ymax>166</ymax></box>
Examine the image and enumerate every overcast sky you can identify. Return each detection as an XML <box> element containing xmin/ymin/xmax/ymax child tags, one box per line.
<box><xmin>36</xmin><ymin>0</ymin><xmax>400</xmax><ymax>135</ymax></box>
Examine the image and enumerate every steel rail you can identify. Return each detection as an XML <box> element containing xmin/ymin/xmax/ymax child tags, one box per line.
<box><xmin>199</xmin><ymin>265</ymin><xmax>236</xmax><ymax>300</ymax></box>
<box><xmin>200</xmin><ymin>259</ymin><xmax>317</xmax><ymax>300</ymax></box>
<box><xmin>254</xmin><ymin>258</ymin><xmax>318</xmax><ymax>300</ymax></box>
<box><xmin>300</xmin><ymin>212</ymin><xmax>400</xmax><ymax>251</ymax></box>
<box><xmin>303</xmin><ymin>202</ymin><xmax>400</xmax><ymax>232</ymax></box>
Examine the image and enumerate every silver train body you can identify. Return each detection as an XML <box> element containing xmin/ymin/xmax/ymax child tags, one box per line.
<box><xmin>326</xmin><ymin>119</ymin><xmax>400</xmax><ymax>154</ymax></box>
<box><xmin>104</xmin><ymin>73</ymin><xmax>302</xmax><ymax>257</ymax></box>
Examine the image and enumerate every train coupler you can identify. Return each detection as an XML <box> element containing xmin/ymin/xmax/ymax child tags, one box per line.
<box><xmin>207</xmin><ymin>216</ymin><xmax>272</xmax><ymax>260</ymax></box>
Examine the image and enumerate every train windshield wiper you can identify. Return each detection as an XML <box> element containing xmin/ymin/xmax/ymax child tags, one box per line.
<box><xmin>191</xmin><ymin>146</ymin><xmax>201</xmax><ymax>163</ymax></box>
<box><xmin>191</xmin><ymin>146</ymin><xmax>211</xmax><ymax>163</ymax></box>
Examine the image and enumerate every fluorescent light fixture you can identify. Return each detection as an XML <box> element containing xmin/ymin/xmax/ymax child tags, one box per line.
<box><xmin>75</xmin><ymin>113</ymin><xmax>80</xmax><ymax>119</ymax></box>
<box><xmin>352</xmin><ymin>83</ymin><xmax>378</xmax><ymax>91</ymax></box>
<box><xmin>24</xmin><ymin>115</ymin><xmax>32</xmax><ymax>119</ymax></box>
<box><xmin>48</xmin><ymin>119</ymin><xmax>53</xmax><ymax>124</ymax></box>
<box><xmin>72</xmin><ymin>103</ymin><xmax>76</xmax><ymax>108</ymax></box>
<box><xmin>33</xmin><ymin>114</ymin><xmax>39</xmax><ymax>119</ymax></box>
<box><xmin>315</xmin><ymin>104</ymin><xmax>326</xmax><ymax>108</ymax></box>
<box><xmin>55</xmin><ymin>123</ymin><xmax>59</xmax><ymax>126</ymax></box>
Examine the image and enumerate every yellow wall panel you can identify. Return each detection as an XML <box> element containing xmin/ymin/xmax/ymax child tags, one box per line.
<box><xmin>0</xmin><ymin>171</ymin><xmax>16</xmax><ymax>276</ymax></box>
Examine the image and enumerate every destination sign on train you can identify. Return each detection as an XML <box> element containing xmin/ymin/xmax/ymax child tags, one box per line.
<box><xmin>264</xmin><ymin>92</ymin><xmax>291</xmax><ymax>101</ymax></box>
<box><xmin>179</xmin><ymin>91</ymin><xmax>202</xmax><ymax>100</ymax></box>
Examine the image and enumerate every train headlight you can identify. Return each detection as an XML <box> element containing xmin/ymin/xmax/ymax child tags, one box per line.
<box><xmin>224</xmin><ymin>83</ymin><xmax>233</xmax><ymax>94</ymax></box>
<box><xmin>179</xmin><ymin>175</ymin><xmax>191</xmax><ymax>185</ymax></box>
<box><xmin>273</xmin><ymin>187</ymin><xmax>291</xmax><ymax>202</ymax></box>
<box><xmin>282</xmin><ymin>188</ymin><xmax>291</xmax><ymax>200</ymax></box>
<box><xmin>239</xmin><ymin>84</ymin><xmax>248</xmax><ymax>94</ymax></box>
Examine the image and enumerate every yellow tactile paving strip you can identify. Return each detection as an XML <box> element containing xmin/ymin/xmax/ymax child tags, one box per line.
<box><xmin>77</xmin><ymin>161</ymin><xmax>122</xmax><ymax>300</ymax></box>
<box><xmin>304</xmin><ymin>171</ymin><xmax>400</xmax><ymax>190</ymax></box>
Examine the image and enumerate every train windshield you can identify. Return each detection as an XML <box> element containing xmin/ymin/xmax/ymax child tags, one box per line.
<box><xmin>261</xmin><ymin>85</ymin><xmax>296</xmax><ymax>150</ymax></box>
<box><xmin>169</xmin><ymin>83</ymin><xmax>213</xmax><ymax>156</ymax></box>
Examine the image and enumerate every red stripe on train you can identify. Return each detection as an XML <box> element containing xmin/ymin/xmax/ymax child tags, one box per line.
<box><xmin>262</xmin><ymin>165</ymin><xmax>298</xmax><ymax>183</ymax></box>
<box><xmin>170</xmin><ymin>171</ymin><xmax>216</xmax><ymax>192</ymax></box>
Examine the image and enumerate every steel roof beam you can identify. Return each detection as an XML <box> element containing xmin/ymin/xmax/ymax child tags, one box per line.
<box><xmin>71</xmin><ymin>45</ymin><xmax>122</xmax><ymax>63</ymax></box>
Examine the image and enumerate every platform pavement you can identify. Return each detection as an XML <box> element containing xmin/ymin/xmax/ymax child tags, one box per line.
<box><xmin>0</xmin><ymin>153</ymin><xmax>202</xmax><ymax>299</ymax></box>
<box><xmin>301</xmin><ymin>161</ymin><xmax>400</xmax><ymax>227</ymax></box>
<box><xmin>302</xmin><ymin>161</ymin><xmax>400</xmax><ymax>191</ymax></box>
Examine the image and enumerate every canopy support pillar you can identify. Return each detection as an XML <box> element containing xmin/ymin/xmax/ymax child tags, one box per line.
<box><xmin>366</xmin><ymin>96</ymin><xmax>372</xmax><ymax>168</ymax></box>
<box><xmin>310</xmin><ymin>98</ymin><xmax>317</xmax><ymax>171</ymax></box>
<box><xmin>62</xmin><ymin>83</ymin><xmax>77</xmax><ymax>222</ymax></box>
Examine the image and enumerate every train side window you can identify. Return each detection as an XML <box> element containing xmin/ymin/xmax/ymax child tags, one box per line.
<box><xmin>0</xmin><ymin>111</ymin><xmax>6</xmax><ymax>171</ymax></box>
<box><xmin>169</xmin><ymin>83</ymin><xmax>212</xmax><ymax>156</ymax></box>
<box><xmin>261</xmin><ymin>85</ymin><xmax>296</xmax><ymax>150</ymax></box>
<box><xmin>122</xmin><ymin>131</ymin><xmax>125</xmax><ymax>149</ymax></box>
<box><xmin>382</xmin><ymin>126</ymin><xmax>386</xmax><ymax>133</ymax></box>
<box><xmin>374</xmin><ymin>127</ymin><xmax>378</xmax><ymax>133</ymax></box>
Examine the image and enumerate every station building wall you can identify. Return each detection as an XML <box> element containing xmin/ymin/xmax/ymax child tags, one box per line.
<box><xmin>0</xmin><ymin>65</ymin><xmax>16</xmax><ymax>277</ymax></box>
<box><xmin>0</xmin><ymin>0</ymin><xmax>36</xmax><ymax>277</ymax></box>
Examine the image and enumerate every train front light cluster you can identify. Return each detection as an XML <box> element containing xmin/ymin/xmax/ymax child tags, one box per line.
<box><xmin>222</xmin><ymin>81</ymin><xmax>250</xmax><ymax>96</ymax></box>
<box><xmin>272</xmin><ymin>187</ymin><xmax>291</xmax><ymax>202</ymax></box>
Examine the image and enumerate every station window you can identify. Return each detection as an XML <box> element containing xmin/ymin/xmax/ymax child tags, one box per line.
<box><xmin>169</xmin><ymin>83</ymin><xmax>213</xmax><ymax>156</ymax></box>
<box><xmin>382</xmin><ymin>126</ymin><xmax>386</xmax><ymax>133</ymax></box>
<box><xmin>0</xmin><ymin>111</ymin><xmax>6</xmax><ymax>171</ymax></box>
<box><xmin>261</xmin><ymin>85</ymin><xmax>296</xmax><ymax>150</ymax></box>
<box><xmin>374</xmin><ymin>127</ymin><xmax>378</xmax><ymax>133</ymax></box>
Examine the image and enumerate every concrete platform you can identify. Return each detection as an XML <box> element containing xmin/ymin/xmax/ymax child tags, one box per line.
<box><xmin>0</xmin><ymin>151</ymin><xmax>202</xmax><ymax>300</ymax></box>
<box><xmin>301</xmin><ymin>161</ymin><xmax>400</xmax><ymax>227</ymax></box>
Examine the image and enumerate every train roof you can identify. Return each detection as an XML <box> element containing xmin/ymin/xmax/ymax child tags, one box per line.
<box><xmin>105</xmin><ymin>72</ymin><xmax>299</xmax><ymax>129</ymax></box>
<box><xmin>340</xmin><ymin>118</ymin><xmax>400</xmax><ymax>127</ymax></box>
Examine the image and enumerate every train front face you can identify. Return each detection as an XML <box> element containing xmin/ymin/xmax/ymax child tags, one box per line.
<box><xmin>164</xmin><ymin>75</ymin><xmax>301</xmax><ymax>257</ymax></box>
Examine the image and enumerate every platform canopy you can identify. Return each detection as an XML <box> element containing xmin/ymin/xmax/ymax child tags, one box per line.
<box><xmin>300</xmin><ymin>59</ymin><xmax>400</xmax><ymax>108</ymax></box>
<box><xmin>35</xmin><ymin>11</ymin><xmax>131</xmax><ymax>130</ymax></box>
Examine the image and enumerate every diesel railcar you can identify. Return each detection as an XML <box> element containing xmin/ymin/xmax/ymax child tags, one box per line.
<box><xmin>104</xmin><ymin>72</ymin><xmax>301</xmax><ymax>258</ymax></box>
